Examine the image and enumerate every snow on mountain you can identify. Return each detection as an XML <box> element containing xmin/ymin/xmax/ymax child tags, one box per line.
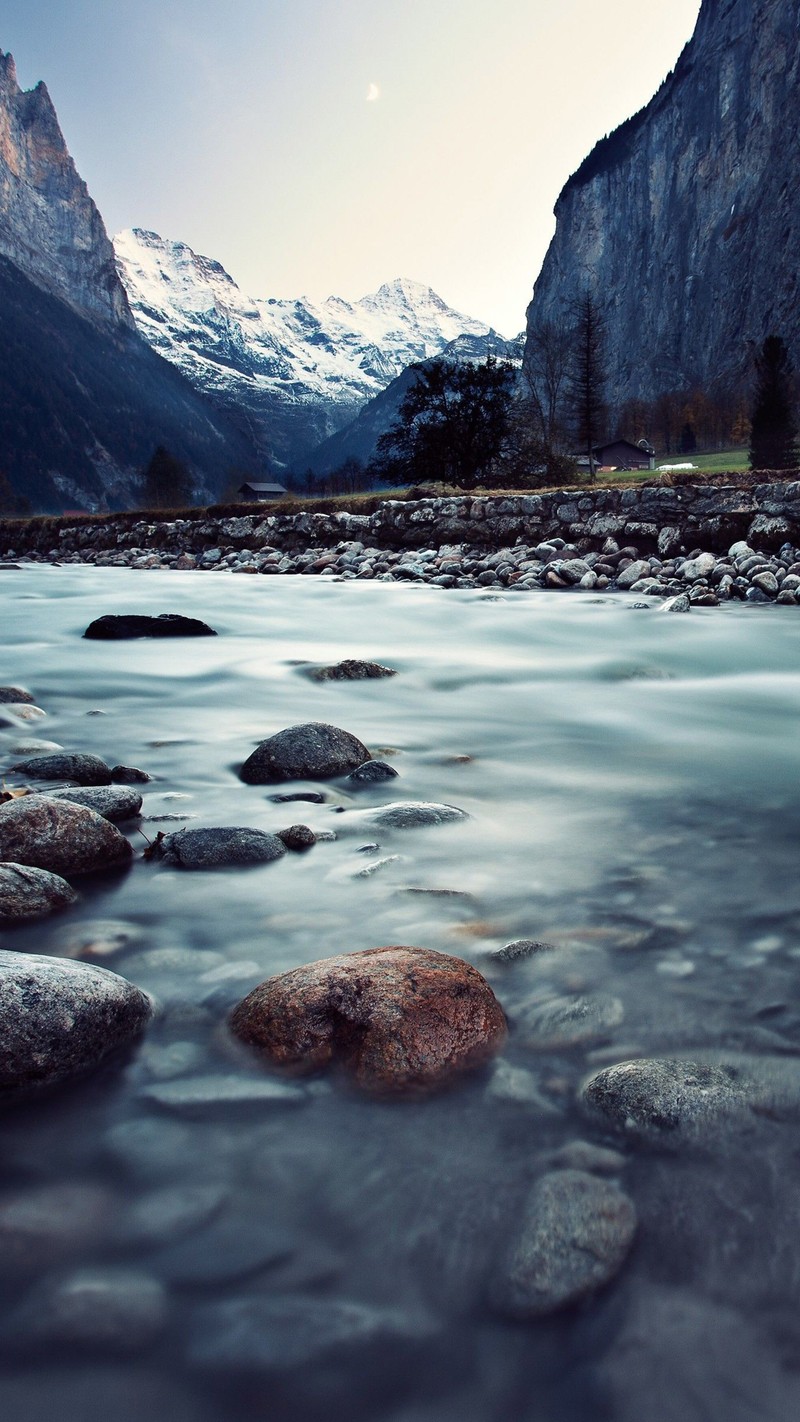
<box><xmin>113</xmin><ymin>228</ymin><xmax>498</xmax><ymax>465</ymax></box>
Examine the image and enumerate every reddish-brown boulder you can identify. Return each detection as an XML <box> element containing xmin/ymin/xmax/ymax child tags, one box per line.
<box><xmin>230</xmin><ymin>946</ymin><xmax>507</xmax><ymax>1096</ymax></box>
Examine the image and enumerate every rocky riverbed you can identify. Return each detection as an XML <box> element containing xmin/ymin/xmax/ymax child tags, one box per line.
<box><xmin>2</xmin><ymin>566</ymin><xmax>800</xmax><ymax>1421</ymax></box>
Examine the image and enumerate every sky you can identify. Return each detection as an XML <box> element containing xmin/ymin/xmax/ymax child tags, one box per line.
<box><xmin>3</xmin><ymin>0</ymin><xmax>702</xmax><ymax>337</ymax></box>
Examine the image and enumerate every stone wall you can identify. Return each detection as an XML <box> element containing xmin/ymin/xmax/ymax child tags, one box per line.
<box><xmin>2</xmin><ymin>480</ymin><xmax>800</xmax><ymax>563</ymax></box>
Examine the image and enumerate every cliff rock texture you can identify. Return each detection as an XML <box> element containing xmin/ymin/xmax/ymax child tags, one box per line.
<box><xmin>526</xmin><ymin>0</ymin><xmax>800</xmax><ymax>406</ymax></box>
<box><xmin>0</xmin><ymin>51</ymin><xmax>132</xmax><ymax>328</ymax></box>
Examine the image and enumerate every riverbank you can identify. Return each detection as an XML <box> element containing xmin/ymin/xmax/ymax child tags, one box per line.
<box><xmin>3</xmin><ymin>479</ymin><xmax>800</xmax><ymax>605</ymax></box>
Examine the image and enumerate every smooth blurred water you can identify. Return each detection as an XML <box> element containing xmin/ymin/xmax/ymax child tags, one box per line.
<box><xmin>2</xmin><ymin>566</ymin><xmax>800</xmax><ymax>1421</ymax></box>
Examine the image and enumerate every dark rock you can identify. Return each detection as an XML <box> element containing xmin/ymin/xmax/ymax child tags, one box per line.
<box><xmin>0</xmin><ymin>797</ymin><xmax>133</xmax><ymax>876</ymax></box>
<box><xmin>0</xmin><ymin>687</ymin><xmax>35</xmax><ymax>704</ymax></box>
<box><xmin>83</xmin><ymin>614</ymin><xmax>217</xmax><ymax>639</ymax></box>
<box><xmin>230</xmin><ymin>945</ymin><xmax>507</xmax><ymax>1096</ymax></box>
<box><xmin>186</xmin><ymin>1295</ymin><xmax>436</xmax><ymax>1374</ymax></box>
<box><xmin>488</xmin><ymin>938</ymin><xmax>556</xmax><ymax>963</ymax></box>
<box><xmin>348</xmin><ymin>760</ymin><xmax>398</xmax><ymax>784</ymax></box>
<box><xmin>307</xmin><ymin>659</ymin><xmax>397</xmax><ymax>681</ymax></box>
<box><xmin>490</xmin><ymin>1169</ymin><xmax>636</xmax><ymax>1317</ymax></box>
<box><xmin>0</xmin><ymin>949</ymin><xmax>151</xmax><ymax>1094</ymax></box>
<box><xmin>360</xmin><ymin>801</ymin><xmax>468</xmax><ymax>829</ymax></box>
<box><xmin>546</xmin><ymin>1140</ymin><xmax>627</xmax><ymax>1174</ymax></box>
<box><xmin>3</xmin><ymin>1268</ymin><xmax>167</xmax><ymax>1354</ymax></box>
<box><xmin>277</xmin><ymin>824</ymin><xmax>316</xmax><ymax>851</ymax></box>
<box><xmin>0</xmin><ymin>1183</ymin><xmax>116</xmax><ymax>1278</ymax></box>
<box><xmin>0</xmin><ymin>862</ymin><xmax>78</xmax><ymax>923</ymax></box>
<box><xmin>111</xmin><ymin>765</ymin><xmax>153</xmax><ymax>784</ymax></box>
<box><xmin>580</xmin><ymin>1056</ymin><xmax>747</xmax><ymax>1144</ymax></box>
<box><xmin>152</xmin><ymin>827</ymin><xmax>286</xmax><ymax>870</ymax></box>
<box><xmin>11</xmin><ymin>752</ymin><xmax>113</xmax><ymax>786</ymax></box>
<box><xmin>155</xmin><ymin>1214</ymin><xmax>295</xmax><ymax>1286</ymax></box>
<box><xmin>39</xmin><ymin>785</ymin><xmax>143</xmax><ymax>822</ymax></box>
<box><xmin>268</xmin><ymin>791</ymin><xmax>326</xmax><ymax>804</ymax></box>
<box><xmin>239</xmin><ymin>722</ymin><xmax>370</xmax><ymax>784</ymax></box>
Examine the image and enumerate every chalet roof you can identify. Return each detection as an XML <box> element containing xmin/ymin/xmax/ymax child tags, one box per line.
<box><xmin>238</xmin><ymin>482</ymin><xmax>288</xmax><ymax>494</ymax></box>
<box><xmin>593</xmin><ymin>438</ymin><xmax>654</xmax><ymax>457</ymax></box>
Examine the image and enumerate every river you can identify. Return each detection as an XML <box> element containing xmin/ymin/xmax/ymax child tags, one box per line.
<box><xmin>2</xmin><ymin>565</ymin><xmax>800</xmax><ymax>1421</ymax></box>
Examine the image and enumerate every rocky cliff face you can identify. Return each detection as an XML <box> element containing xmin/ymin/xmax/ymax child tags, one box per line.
<box><xmin>525</xmin><ymin>0</ymin><xmax>800</xmax><ymax>407</ymax></box>
<box><xmin>114</xmin><ymin>228</ymin><xmax>497</xmax><ymax>467</ymax></box>
<box><xmin>0</xmin><ymin>51</ymin><xmax>132</xmax><ymax>328</ymax></box>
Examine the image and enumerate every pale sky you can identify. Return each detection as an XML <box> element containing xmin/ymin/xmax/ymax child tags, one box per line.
<box><xmin>4</xmin><ymin>0</ymin><xmax>701</xmax><ymax>336</ymax></box>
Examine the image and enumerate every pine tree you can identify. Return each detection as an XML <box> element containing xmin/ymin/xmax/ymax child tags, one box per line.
<box><xmin>569</xmin><ymin>293</ymin><xmax>607</xmax><ymax>482</ymax></box>
<box><xmin>749</xmin><ymin>336</ymin><xmax>799</xmax><ymax>471</ymax></box>
<box><xmin>140</xmin><ymin>446</ymin><xmax>194</xmax><ymax>509</ymax></box>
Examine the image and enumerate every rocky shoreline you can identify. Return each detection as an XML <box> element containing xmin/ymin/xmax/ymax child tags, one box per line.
<box><xmin>4</xmin><ymin>479</ymin><xmax>800</xmax><ymax>606</ymax></box>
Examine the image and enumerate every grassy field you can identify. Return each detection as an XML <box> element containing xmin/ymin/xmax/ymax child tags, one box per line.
<box><xmin>656</xmin><ymin>447</ymin><xmax>749</xmax><ymax>474</ymax></box>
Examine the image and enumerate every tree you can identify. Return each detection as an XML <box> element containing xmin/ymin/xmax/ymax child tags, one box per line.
<box><xmin>140</xmin><ymin>446</ymin><xmax>194</xmax><ymax>509</ymax></box>
<box><xmin>679</xmin><ymin>422</ymin><xmax>697</xmax><ymax>454</ymax></box>
<box><xmin>568</xmin><ymin>293</ymin><xmax>607</xmax><ymax>482</ymax></box>
<box><xmin>372</xmin><ymin>357</ymin><xmax>516</xmax><ymax>490</ymax></box>
<box><xmin>749</xmin><ymin>335</ymin><xmax>799</xmax><ymax>471</ymax></box>
<box><xmin>523</xmin><ymin>318</ymin><xmax>572</xmax><ymax>449</ymax></box>
<box><xmin>0</xmin><ymin>472</ymin><xmax>31</xmax><ymax>516</ymax></box>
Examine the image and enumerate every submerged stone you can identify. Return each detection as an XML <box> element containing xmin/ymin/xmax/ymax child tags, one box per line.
<box><xmin>360</xmin><ymin>801</ymin><xmax>468</xmax><ymax>829</ymax></box>
<box><xmin>152</xmin><ymin>826</ymin><xmax>286</xmax><ymax>870</ymax></box>
<box><xmin>0</xmin><ymin>862</ymin><xmax>78</xmax><ymax>923</ymax></box>
<box><xmin>230</xmin><ymin>945</ymin><xmax>507</xmax><ymax>1096</ymax></box>
<box><xmin>239</xmin><ymin>722</ymin><xmax>370</xmax><ymax>784</ymax></box>
<box><xmin>84</xmin><ymin>614</ymin><xmax>217</xmax><ymax>639</ymax></box>
<box><xmin>580</xmin><ymin>1056</ymin><xmax>747</xmax><ymax>1144</ymax></box>
<box><xmin>307</xmin><ymin>659</ymin><xmax>397</xmax><ymax>681</ymax></box>
<box><xmin>40</xmin><ymin>785</ymin><xmax>143</xmax><ymax>822</ymax></box>
<box><xmin>11</xmin><ymin>752</ymin><xmax>113</xmax><ymax>786</ymax></box>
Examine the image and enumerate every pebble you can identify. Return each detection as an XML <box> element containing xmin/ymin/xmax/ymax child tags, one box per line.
<box><xmin>486</xmin><ymin>938</ymin><xmax>556</xmax><ymax>963</ymax></box>
<box><xmin>118</xmin><ymin>1183</ymin><xmax>226</xmax><ymax>1246</ymax></box>
<box><xmin>3</xmin><ymin>1268</ymin><xmax>167</xmax><ymax>1354</ymax></box>
<box><xmin>155</xmin><ymin>1213</ymin><xmax>295</xmax><ymax>1286</ymax></box>
<box><xmin>490</xmin><ymin>1169</ymin><xmax>636</xmax><ymax>1317</ymax></box>
<box><xmin>0</xmin><ymin>862</ymin><xmax>78</xmax><ymax>923</ymax></box>
<box><xmin>347</xmin><ymin>759</ymin><xmax>399</xmax><ymax>784</ymax></box>
<box><xmin>141</xmin><ymin>1073</ymin><xmax>307</xmax><ymax>1114</ymax></box>
<box><xmin>545</xmin><ymin>1139</ymin><xmax>627</xmax><ymax>1174</ymax></box>
<box><xmin>0</xmin><ymin>949</ymin><xmax>151</xmax><ymax>1094</ymax></box>
<box><xmin>485</xmin><ymin>1060</ymin><xmax>562</xmax><ymax>1111</ymax></box>
<box><xmin>277</xmin><ymin>823</ymin><xmax>317</xmax><ymax>851</ymax></box>
<box><xmin>518</xmin><ymin>992</ymin><xmax>625</xmax><ymax>1050</ymax></box>
<box><xmin>0</xmin><ymin>1182</ymin><xmax>115</xmax><ymax>1277</ymax></box>
<box><xmin>239</xmin><ymin>722</ymin><xmax>370</xmax><ymax>784</ymax></box>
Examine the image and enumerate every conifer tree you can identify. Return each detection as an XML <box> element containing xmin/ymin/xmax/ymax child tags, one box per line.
<box><xmin>749</xmin><ymin>336</ymin><xmax>799</xmax><ymax>471</ymax></box>
<box><xmin>569</xmin><ymin>293</ymin><xmax>607</xmax><ymax>482</ymax></box>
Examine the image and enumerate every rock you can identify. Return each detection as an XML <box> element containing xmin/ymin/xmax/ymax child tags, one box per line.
<box><xmin>153</xmin><ymin>827</ymin><xmax>286</xmax><ymax>869</ymax></box>
<box><xmin>359</xmin><ymin>801</ymin><xmax>468</xmax><ymax>829</ymax></box>
<box><xmin>230</xmin><ymin>946</ymin><xmax>507</xmax><ymax>1096</ymax></box>
<box><xmin>0</xmin><ymin>796</ymin><xmax>133</xmax><ymax>876</ymax></box>
<box><xmin>119</xmin><ymin>1184</ymin><xmax>226</xmax><ymax>1247</ymax></box>
<box><xmin>487</xmin><ymin>938</ymin><xmax>555</xmax><ymax>963</ymax></box>
<box><xmin>186</xmin><ymin>1295</ymin><xmax>435</xmax><ymax>1374</ymax></box>
<box><xmin>580</xmin><ymin>1057</ymin><xmax>747</xmax><ymax>1144</ymax></box>
<box><xmin>616</xmin><ymin>559</ymin><xmax>652</xmax><ymax>588</ymax></box>
<box><xmin>268</xmin><ymin>791</ymin><xmax>326</xmax><ymax>804</ymax></box>
<box><xmin>546</xmin><ymin>1140</ymin><xmax>627</xmax><ymax>1174</ymax></box>
<box><xmin>490</xmin><ymin>1169</ymin><xmax>636</xmax><ymax>1318</ymax></box>
<box><xmin>142</xmin><ymin>1073</ymin><xmax>306</xmax><ymax>1114</ymax></box>
<box><xmin>277</xmin><ymin>824</ymin><xmax>316</xmax><ymax>851</ymax></box>
<box><xmin>239</xmin><ymin>722</ymin><xmax>370</xmax><ymax>784</ymax></box>
<box><xmin>518</xmin><ymin>992</ymin><xmax>625</xmax><ymax>1050</ymax></box>
<box><xmin>681</xmin><ymin>552</ymin><xmax>716</xmax><ymax>582</ymax></box>
<box><xmin>0</xmin><ymin>686</ymin><xmax>35</xmax><ymax>703</ymax></box>
<box><xmin>0</xmin><ymin>1183</ymin><xmax>115</xmax><ymax>1278</ymax></box>
<box><xmin>111</xmin><ymin>765</ymin><xmax>153</xmax><ymax>783</ymax></box>
<box><xmin>155</xmin><ymin>1213</ymin><xmax>295</xmax><ymax>1286</ymax></box>
<box><xmin>307</xmin><ymin>659</ymin><xmax>396</xmax><ymax>681</ymax></box>
<box><xmin>0</xmin><ymin>862</ymin><xmax>78</xmax><ymax>923</ymax></box>
<box><xmin>83</xmin><ymin>614</ymin><xmax>217</xmax><ymax>639</ymax></box>
<box><xmin>38</xmin><ymin>785</ymin><xmax>143</xmax><ymax>822</ymax></box>
<box><xmin>0</xmin><ymin>950</ymin><xmax>151</xmax><ymax>1094</ymax></box>
<box><xmin>3</xmin><ymin>1268</ymin><xmax>167</xmax><ymax>1353</ymax></box>
<box><xmin>751</xmin><ymin>569</ymin><xmax>779</xmax><ymax>596</ymax></box>
<box><xmin>347</xmin><ymin>760</ymin><xmax>399</xmax><ymax>784</ymax></box>
<box><xmin>660</xmin><ymin>593</ymin><xmax>691</xmax><ymax>612</ymax></box>
<box><xmin>486</xmin><ymin>1060</ymin><xmax>561</xmax><ymax>1111</ymax></box>
<box><xmin>11</xmin><ymin>751</ymin><xmax>113</xmax><ymax>785</ymax></box>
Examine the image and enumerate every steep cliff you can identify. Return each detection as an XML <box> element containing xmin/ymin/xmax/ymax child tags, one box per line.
<box><xmin>525</xmin><ymin>0</ymin><xmax>800</xmax><ymax>407</ymax></box>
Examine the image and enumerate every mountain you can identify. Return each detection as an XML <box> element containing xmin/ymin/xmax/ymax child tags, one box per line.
<box><xmin>306</xmin><ymin>332</ymin><xmax>524</xmax><ymax>476</ymax></box>
<box><xmin>525</xmin><ymin>0</ymin><xmax>800</xmax><ymax>409</ymax></box>
<box><xmin>0</xmin><ymin>51</ymin><xmax>258</xmax><ymax>511</ymax></box>
<box><xmin>114</xmin><ymin>227</ymin><xmax>498</xmax><ymax>468</ymax></box>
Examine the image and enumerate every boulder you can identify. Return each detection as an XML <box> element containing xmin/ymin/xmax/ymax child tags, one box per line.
<box><xmin>11</xmin><ymin>752</ymin><xmax>113</xmax><ymax>786</ymax></box>
<box><xmin>0</xmin><ymin>687</ymin><xmax>35</xmax><ymax>704</ymax></box>
<box><xmin>0</xmin><ymin>950</ymin><xmax>151</xmax><ymax>1094</ymax></box>
<box><xmin>0</xmin><ymin>862</ymin><xmax>78</xmax><ymax>923</ymax></box>
<box><xmin>152</xmin><ymin>827</ymin><xmax>286</xmax><ymax>870</ymax></box>
<box><xmin>239</xmin><ymin>722</ymin><xmax>370</xmax><ymax>784</ymax></box>
<box><xmin>307</xmin><ymin>659</ymin><xmax>396</xmax><ymax>681</ymax></box>
<box><xmin>0</xmin><ymin>797</ymin><xmax>133</xmax><ymax>877</ymax></box>
<box><xmin>490</xmin><ymin>1169</ymin><xmax>636</xmax><ymax>1318</ymax></box>
<box><xmin>580</xmin><ymin>1057</ymin><xmax>747</xmax><ymax>1145</ymax></box>
<box><xmin>83</xmin><ymin>614</ymin><xmax>217</xmax><ymax>639</ymax></box>
<box><xmin>230</xmin><ymin>946</ymin><xmax>507</xmax><ymax>1096</ymax></box>
<box><xmin>38</xmin><ymin>786</ymin><xmax>143</xmax><ymax>822</ymax></box>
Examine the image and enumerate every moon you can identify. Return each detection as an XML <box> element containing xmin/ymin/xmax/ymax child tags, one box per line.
<box><xmin>366</xmin><ymin>82</ymin><xmax>380</xmax><ymax>102</ymax></box>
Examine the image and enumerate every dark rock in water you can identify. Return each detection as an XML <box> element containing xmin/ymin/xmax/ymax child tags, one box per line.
<box><xmin>152</xmin><ymin>827</ymin><xmax>286</xmax><ymax>870</ymax></box>
<box><xmin>0</xmin><ymin>949</ymin><xmax>151</xmax><ymax>1094</ymax></box>
<box><xmin>348</xmin><ymin>760</ymin><xmax>398</xmax><ymax>785</ymax></box>
<box><xmin>111</xmin><ymin>765</ymin><xmax>153</xmax><ymax>784</ymax></box>
<box><xmin>360</xmin><ymin>801</ymin><xmax>468</xmax><ymax>829</ymax></box>
<box><xmin>307</xmin><ymin>659</ymin><xmax>397</xmax><ymax>681</ymax></box>
<box><xmin>2</xmin><ymin>1268</ymin><xmax>167</xmax><ymax>1354</ymax></box>
<box><xmin>239</xmin><ymin>722</ymin><xmax>370</xmax><ymax>784</ymax></box>
<box><xmin>580</xmin><ymin>1057</ymin><xmax>747</xmax><ymax>1144</ymax></box>
<box><xmin>0</xmin><ymin>1182</ymin><xmax>116</xmax><ymax>1279</ymax></box>
<box><xmin>186</xmin><ymin>1295</ymin><xmax>436</xmax><ymax>1374</ymax></box>
<box><xmin>0</xmin><ymin>862</ymin><xmax>78</xmax><ymax>923</ymax></box>
<box><xmin>230</xmin><ymin>945</ymin><xmax>507</xmax><ymax>1097</ymax></box>
<box><xmin>277</xmin><ymin>824</ymin><xmax>317</xmax><ymax>851</ymax></box>
<box><xmin>11</xmin><ymin>751</ymin><xmax>113</xmax><ymax>786</ymax></box>
<box><xmin>155</xmin><ymin>1213</ymin><xmax>295</xmax><ymax>1286</ymax></box>
<box><xmin>269</xmin><ymin>791</ymin><xmax>326</xmax><ymax>804</ymax></box>
<box><xmin>488</xmin><ymin>938</ymin><xmax>556</xmax><ymax>963</ymax></box>
<box><xmin>490</xmin><ymin>1169</ymin><xmax>636</xmax><ymax>1318</ymax></box>
<box><xmin>518</xmin><ymin>992</ymin><xmax>625</xmax><ymax>1049</ymax></box>
<box><xmin>546</xmin><ymin>1140</ymin><xmax>627</xmax><ymax>1175</ymax></box>
<box><xmin>0</xmin><ymin>797</ymin><xmax>133</xmax><ymax>876</ymax></box>
<box><xmin>83</xmin><ymin>614</ymin><xmax>217</xmax><ymax>639</ymax></box>
<box><xmin>142</xmin><ymin>1073</ymin><xmax>306</xmax><ymax>1115</ymax></box>
<box><xmin>40</xmin><ymin>785</ymin><xmax>142</xmax><ymax>822</ymax></box>
<box><xmin>0</xmin><ymin>687</ymin><xmax>35</xmax><ymax>704</ymax></box>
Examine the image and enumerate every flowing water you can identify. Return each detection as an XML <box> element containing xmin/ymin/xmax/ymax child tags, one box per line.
<box><xmin>2</xmin><ymin>566</ymin><xmax>800</xmax><ymax>1421</ymax></box>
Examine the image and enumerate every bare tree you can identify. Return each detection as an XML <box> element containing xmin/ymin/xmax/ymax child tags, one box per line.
<box><xmin>522</xmin><ymin>318</ymin><xmax>572</xmax><ymax>448</ymax></box>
